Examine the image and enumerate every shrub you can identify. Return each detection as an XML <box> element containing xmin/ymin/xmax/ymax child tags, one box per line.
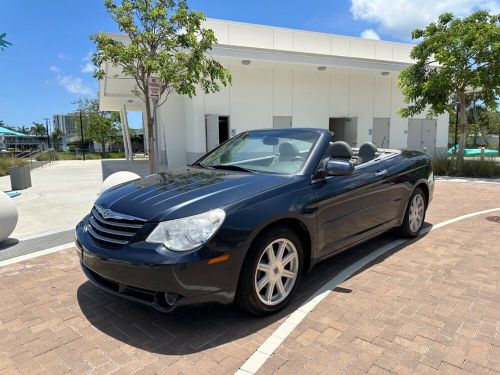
<box><xmin>0</xmin><ymin>158</ymin><xmax>28</xmax><ymax>176</ymax></box>
<box><xmin>432</xmin><ymin>155</ymin><xmax>500</xmax><ymax>178</ymax></box>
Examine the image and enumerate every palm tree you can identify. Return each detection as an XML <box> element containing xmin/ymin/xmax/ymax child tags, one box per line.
<box><xmin>31</xmin><ymin>122</ymin><xmax>46</xmax><ymax>136</ymax></box>
<box><xmin>51</xmin><ymin>128</ymin><xmax>64</xmax><ymax>151</ymax></box>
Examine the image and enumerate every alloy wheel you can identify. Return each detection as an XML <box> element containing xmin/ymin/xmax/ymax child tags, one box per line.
<box><xmin>408</xmin><ymin>194</ymin><xmax>425</xmax><ymax>233</ymax></box>
<box><xmin>254</xmin><ymin>238</ymin><xmax>299</xmax><ymax>306</ymax></box>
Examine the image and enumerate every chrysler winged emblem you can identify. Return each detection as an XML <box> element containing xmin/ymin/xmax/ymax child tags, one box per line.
<box><xmin>95</xmin><ymin>205</ymin><xmax>146</xmax><ymax>222</ymax></box>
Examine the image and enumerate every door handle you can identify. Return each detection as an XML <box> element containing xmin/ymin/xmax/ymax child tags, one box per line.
<box><xmin>375</xmin><ymin>169</ymin><xmax>388</xmax><ymax>177</ymax></box>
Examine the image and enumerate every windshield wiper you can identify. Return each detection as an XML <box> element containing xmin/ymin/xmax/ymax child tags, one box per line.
<box><xmin>191</xmin><ymin>161</ymin><xmax>210</xmax><ymax>169</ymax></box>
<box><xmin>209</xmin><ymin>164</ymin><xmax>254</xmax><ymax>173</ymax></box>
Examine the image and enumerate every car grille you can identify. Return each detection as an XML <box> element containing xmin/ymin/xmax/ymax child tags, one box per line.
<box><xmin>88</xmin><ymin>206</ymin><xmax>146</xmax><ymax>247</ymax></box>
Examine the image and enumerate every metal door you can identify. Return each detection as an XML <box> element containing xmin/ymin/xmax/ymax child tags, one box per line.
<box><xmin>407</xmin><ymin>119</ymin><xmax>422</xmax><ymax>151</ymax></box>
<box><xmin>205</xmin><ymin>115</ymin><xmax>219</xmax><ymax>152</ymax></box>
<box><xmin>372</xmin><ymin>118</ymin><xmax>390</xmax><ymax>148</ymax></box>
<box><xmin>273</xmin><ymin>116</ymin><xmax>292</xmax><ymax>129</ymax></box>
<box><xmin>345</xmin><ymin>117</ymin><xmax>358</xmax><ymax>147</ymax></box>
<box><xmin>422</xmin><ymin>119</ymin><xmax>437</xmax><ymax>155</ymax></box>
<box><xmin>407</xmin><ymin>119</ymin><xmax>437</xmax><ymax>154</ymax></box>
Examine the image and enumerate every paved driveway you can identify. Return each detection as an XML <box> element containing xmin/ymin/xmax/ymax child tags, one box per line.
<box><xmin>0</xmin><ymin>181</ymin><xmax>499</xmax><ymax>374</ymax></box>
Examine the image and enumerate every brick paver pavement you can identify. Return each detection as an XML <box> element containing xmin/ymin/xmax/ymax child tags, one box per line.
<box><xmin>0</xmin><ymin>181</ymin><xmax>499</xmax><ymax>374</ymax></box>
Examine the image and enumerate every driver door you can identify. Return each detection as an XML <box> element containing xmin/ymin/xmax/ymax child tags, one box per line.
<box><xmin>313</xmin><ymin>159</ymin><xmax>391</xmax><ymax>258</ymax></box>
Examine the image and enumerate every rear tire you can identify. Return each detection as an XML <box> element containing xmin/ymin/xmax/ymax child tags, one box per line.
<box><xmin>236</xmin><ymin>226</ymin><xmax>303</xmax><ymax>316</ymax></box>
<box><xmin>398</xmin><ymin>187</ymin><xmax>427</xmax><ymax>238</ymax></box>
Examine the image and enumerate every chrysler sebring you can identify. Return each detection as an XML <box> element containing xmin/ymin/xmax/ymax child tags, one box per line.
<box><xmin>75</xmin><ymin>128</ymin><xmax>433</xmax><ymax>316</ymax></box>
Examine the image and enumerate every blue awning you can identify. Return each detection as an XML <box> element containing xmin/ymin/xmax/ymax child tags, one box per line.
<box><xmin>0</xmin><ymin>126</ymin><xmax>26</xmax><ymax>136</ymax></box>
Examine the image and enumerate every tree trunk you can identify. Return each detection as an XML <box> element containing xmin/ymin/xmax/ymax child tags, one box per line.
<box><xmin>458</xmin><ymin>90</ymin><xmax>468</xmax><ymax>161</ymax></box>
<box><xmin>101</xmin><ymin>141</ymin><xmax>106</xmax><ymax>158</ymax></box>
<box><xmin>144</xmin><ymin>98</ymin><xmax>156</xmax><ymax>173</ymax></box>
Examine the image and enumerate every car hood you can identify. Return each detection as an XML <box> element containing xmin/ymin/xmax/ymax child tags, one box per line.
<box><xmin>95</xmin><ymin>167</ymin><xmax>292</xmax><ymax>222</ymax></box>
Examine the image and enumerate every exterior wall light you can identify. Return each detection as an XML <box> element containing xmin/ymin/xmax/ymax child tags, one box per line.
<box><xmin>242</xmin><ymin>60</ymin><xmax>251</xmax><ymax>66</ymax></box>
<box><xmin>318</xmin><ymin>66</ymin><xmax>327</xmax><ymax>71</ymax></box>
<box><xmin>381</xmin><ymin>71</ymin><xmax>390</xmax><ymax>76</ymax></box>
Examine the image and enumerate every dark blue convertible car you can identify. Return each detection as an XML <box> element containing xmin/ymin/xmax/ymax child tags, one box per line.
<box><xmin>75</xmin><ymin>128</ymin><xmax>433</xmax><ymax>315</ymax></box>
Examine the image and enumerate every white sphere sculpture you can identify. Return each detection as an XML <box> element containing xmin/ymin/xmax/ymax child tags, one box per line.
<box><xmin>0</xmin><ymin>192</ymin><xmax>18</xmax><ymax>243</ymax></box>
<box><xmin>100</xmin><ymin>171</ymin><xmax>141</xmax><ymax>194</ymax></box>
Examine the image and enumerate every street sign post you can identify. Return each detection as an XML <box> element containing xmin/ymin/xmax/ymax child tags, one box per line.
<box><xmin>148</xmin><ymin>77</ymin><xmax>161</xmax><ymax>100</ymax></box>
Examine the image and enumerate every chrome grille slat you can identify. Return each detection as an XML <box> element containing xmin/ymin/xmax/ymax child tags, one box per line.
<box><xmin>87</xmin><ymin>226</ymin><xmax>129</xmax><ymax>245</ymax></box>
<box><xmin>89</xmin><ymin>217</ymin><xmax>135</xmax><ymax>237</ymax></box>
<box><xmin>91</xmin><ymin>209</ymin><xmax>143</xmax><ymax>229</ymax></box>
<box><xmin>88</xmin><ymin>205</ymin><xmax>145</xmax><ymax>247</ymax></box>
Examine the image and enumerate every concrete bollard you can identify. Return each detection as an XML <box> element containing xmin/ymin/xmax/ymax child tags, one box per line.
<box><xmin>100</xmin><ymin>171</ymin><xmax>141</xmax><ymax>195</ymax></box>
<box><xmin>0</xmin><ymin>192</ymin><xmax>18</xmax><ymax>243</ymax></box>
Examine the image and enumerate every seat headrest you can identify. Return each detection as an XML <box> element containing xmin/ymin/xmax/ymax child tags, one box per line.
<box><xmin>279</xmin><ymin>141</ymin><xmax>299</xmax><ymax>160</ymax></box>
<box><xmin>330</xmin><ymin>141</ymin><xmax>353</xmax><ymax>158</ymax></box>
<box><xmin>359</xmin><ymin>142</ymin><xmax>377</xmax><ymax>162</ymax></box>
<box><xmin>279</xmin><ymin>141</ymin><xmax>299</xmax><ymax>156</ymax></box>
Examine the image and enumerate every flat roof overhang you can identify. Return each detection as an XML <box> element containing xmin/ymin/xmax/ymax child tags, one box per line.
<box><xmin>99</xmin><ymin>45</ymin><xmax>411</xmax><ymax>112</ymax></box>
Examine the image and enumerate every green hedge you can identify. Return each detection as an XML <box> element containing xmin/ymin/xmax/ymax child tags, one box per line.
<box><xmin>433</xmin><ymin>155</ymin><xmax>500</xmax><ymax>178</ymax></box>
<box><xmin>0</xmin><ymin>158</ymin><xmax>28</xmax><ymax>177</ymax></box>
<box><xmin>36</xmin><ymin>151</ymin><xmax>126</xmax><ymax>161</ymax></box>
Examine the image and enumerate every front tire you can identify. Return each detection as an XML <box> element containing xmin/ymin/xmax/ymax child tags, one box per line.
<box><xmin>398</xmin><ymin>188</ymin><xmax>427</xmax><ymax>238</ymax></box>
<box><xmin>236</xmin><ymin>226</ymin><xmax>303</xmax><ymax>316</ymax></box>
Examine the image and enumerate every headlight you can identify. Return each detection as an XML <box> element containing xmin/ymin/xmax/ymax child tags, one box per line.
<box><xmin>146</xmin><ymin>209</ymin><xmax>226</xmax><ymax>251</ymax></box>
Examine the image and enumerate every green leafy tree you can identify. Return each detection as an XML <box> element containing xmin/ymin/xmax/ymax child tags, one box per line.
<box><xmin>398</xmin><ymin>11</ymin><xmax>499</xmax><ymax>158</ymax></box>
<box><xmin>31</xmin><ymin>122</ymin><xmax>46</xmax><ymax>136</ymax></box>
<box><xmin>0</xmin><ymin>33</ymin><xmax>12</xmax><ymax>51</ymax></box>
<box><xmin>51</xmin><ymin>128</ymin><xmax>64</xmax><ymax>151</ymax></box>
<box><xmin>74</xmin><ymin>98</ymin><xmax>122</xmax><ymax>157</ymax></box>
<box><xmin>475</xmin><ymin>108</ymin><xmax>500</xmax><ymax>149</ymax></box>
<box><xmin>91</xmin><ymin>0</ymin><xmax>232</xmax><ymax>172</ymax></box>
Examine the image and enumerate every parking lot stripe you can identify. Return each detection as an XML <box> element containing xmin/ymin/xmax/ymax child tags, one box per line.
<box><xmin>235</xmin><ymin>207</ymin><xmax>500</xmax><ymax>375</ymax></box>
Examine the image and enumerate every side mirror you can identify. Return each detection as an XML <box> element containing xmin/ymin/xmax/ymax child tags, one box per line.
<box><xmin>326</xmin><ymin>158</ymin><xmax>354</xmax><ymax>176</ymax></box>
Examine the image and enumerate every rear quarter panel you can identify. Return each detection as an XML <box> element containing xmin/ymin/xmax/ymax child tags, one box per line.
<box><xmin>382</xmin><ymin>151</ymin><xmax>433</xmax><ymax>225</ymax></box>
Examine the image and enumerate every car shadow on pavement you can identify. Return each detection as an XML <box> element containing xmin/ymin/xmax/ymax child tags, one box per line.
<box><xmin>77</xmin><ymin>223</ymin><xmax>432</xmax><ymax>355</ymax></box>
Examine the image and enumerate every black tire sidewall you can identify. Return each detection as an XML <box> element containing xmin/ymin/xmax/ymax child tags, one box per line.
<box><xmin>237</xmin><ymin>226</ymin><xmax>304</xmax><ymax>316</ymax></box>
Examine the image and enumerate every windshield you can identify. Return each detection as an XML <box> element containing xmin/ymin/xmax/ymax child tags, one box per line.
<box><xmin>196</xmin><ymin>130</ymin><xmax>320</xmax><ymax>175</ymax></box>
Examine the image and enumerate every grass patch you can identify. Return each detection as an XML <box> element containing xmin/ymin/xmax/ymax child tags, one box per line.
<box><xmin>0</xmin><ymin>158</ymin><xmax>28</xmax><ymax>177</ymax></box>
<box><xmin>36</xmin><ymin>151</ymin><xmax>126</xmax><ymax>161</ymax></box>
<box><xmin>433</xmin><ymin>155</ymin><xmax>500</xmax><ymax>178</ymax></box>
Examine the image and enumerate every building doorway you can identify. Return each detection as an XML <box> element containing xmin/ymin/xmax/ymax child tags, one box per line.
<box><xmin>408</xmin><ymin>119</ymin><xmax>437</xmax><ymax>155</ymax></box>
<box><xmin>329</xmin><ymin>117</ymin><xmax>358</xmax><ymax>147</ymax></box>
<box><xmin>372</xmin><ymin>118</ymin><xmax>390</xmax><ymax>148</ymax></box>
<box><xmin>273</xmin><ymin>116</ymin><xmax>292</xmax><ymax>129</ymax></box>
<box><xmin>206</xmin><ymin>115</ymin><xmax>230</xmax><ymax>152</ymax></box>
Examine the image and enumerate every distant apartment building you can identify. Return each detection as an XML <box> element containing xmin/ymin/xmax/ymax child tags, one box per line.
<box><xmin>0</xmin><ymin>126</ymin><xmax>47</xmax><ymax>151</ymax></box>
<box><xmin>53</xmin><ymin>113</ymin><xmax>77</xmax><ymax>134</ymax></box>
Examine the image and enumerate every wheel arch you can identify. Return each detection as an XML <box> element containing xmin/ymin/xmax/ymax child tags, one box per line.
<box><xmin>245</xmin><ymin>217</ymin><xmax>313</xmax><ymax>274</ymax></box>
<box><xmin>415</xmin><ymin>181</ymin><xmax>430</xmax><ymax>206</ymax></box>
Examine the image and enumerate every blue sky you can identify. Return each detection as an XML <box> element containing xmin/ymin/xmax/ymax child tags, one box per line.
<box><xmin>1</xmin><ymin>0</ymin><xmax>498</xmax><ymax>129</ymax></box>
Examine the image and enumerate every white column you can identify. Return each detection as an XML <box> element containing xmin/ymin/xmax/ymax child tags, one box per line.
<box><xmin>119</xmin><ymin>109</ymin><xmax>130</xmax><ymax>160</ymax></box>
<box><xmin>122</xmin><ymin>105</ymin><xmax>134</xmax><ymax>161</ymax></box>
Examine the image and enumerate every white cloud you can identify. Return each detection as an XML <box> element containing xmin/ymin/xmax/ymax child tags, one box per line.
<box><xmin>57</xmin><ymin>53</ymin><xmax>70</xmax><ymax>60</ymax></box>
<box><xmin>360</xmin><ymin>28</ymin><xmax>380</xmax><ymax>40</ymax></box>
<box><xmin>49</xmin><ymin>66</ymin><xmax>60</xmax><ymax>73</ymax></box>
<box><xmin>351</xmin><ymin>0</ymin><xmax>500</xmax><ymax>40</ymax></box>
<box><xmin>80</xmin><ymin>50</ymin><xmax>95</xmax><ymax>74</ymax></box>
<box><xmin>81</xmin><ymin>62</ymin><xmax>94</xmax><ymax>74</ymax></box>
<box><xmin>57</xmin><ymin>75</ymin><xmax>94</xmax><ymax>95</ymax></box>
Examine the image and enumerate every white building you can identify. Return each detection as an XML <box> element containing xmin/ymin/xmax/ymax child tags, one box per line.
<box><xmin>98</xmin><ymin>19</ymin><xmax>449</xmax><ymax>170</ymax></box>
<box><xmin>53</xmin><ymin>114</ymin><xmax>77</xmax><ymax>135</ymax></box>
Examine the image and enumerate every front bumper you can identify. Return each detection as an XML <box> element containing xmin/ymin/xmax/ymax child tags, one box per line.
<box><xmin>75</xmin><ymin>217</ymin><xmax>247</xmax><ymax>311</ymax></box>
